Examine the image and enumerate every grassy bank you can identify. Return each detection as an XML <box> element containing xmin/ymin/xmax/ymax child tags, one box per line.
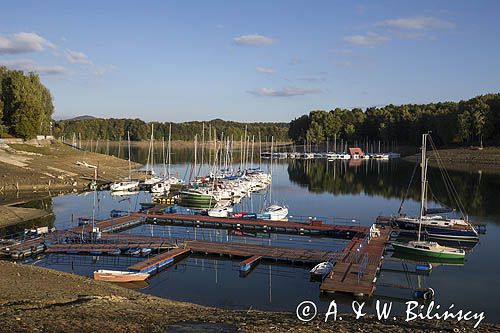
<box><xmin>0</xmin><ymin>140</ymin><xmax>143</xmax><ymax>192</ymax></box>
<box><xmin>403</xmin><ymin>147</ymin><xmax>500</xmax><ymax>175</ymax></box>
<box><xmin>0</xmin><ymin>261</ymin><xmax>497</xmax><ymax>333</ymax></box>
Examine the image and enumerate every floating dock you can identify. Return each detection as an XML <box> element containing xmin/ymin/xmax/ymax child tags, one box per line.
<box><xmin>320</xmin><ymin>226</ymin><xmax>392</xmax><ymax>296</ymax></box>
<box><xmin>136</xmin><ymin>212</ymin><xmax>367</xmax><ymax>237</ymax></box>
<box><xmin>70</xmin><ymin>214</ymin><xmax>145</xmax><ymax>233</ymax></box>
<box><xmin>5</xmin><ymin>210</ymin><xmax>393</xmax><ymax>297</ymax></box>
<box><xmin>128</xmin><ymin>247</ymin><xmax>191</xmax><ymax>274</ymax></box>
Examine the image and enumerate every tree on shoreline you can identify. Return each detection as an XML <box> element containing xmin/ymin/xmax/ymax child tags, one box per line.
<box><xmin>0</xmin><ymin>66</ymin><xmax>54</xmax><ymax>139</ymax></box>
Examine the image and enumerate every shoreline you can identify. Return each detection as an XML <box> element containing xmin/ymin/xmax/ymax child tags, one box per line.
<box><xmin>0</xmin><ymin>261</ymin><xmax>498</xmax><ymax>332</ymax></box>
<box><xmin>403</xmin><ymin>146</ymin><xmax>500</xmax><ymax>175</ymax></box>
<box><xmin>0</xmin><ymin>140</ymin><xmax>143</xmax><ymax>193</ymax></box>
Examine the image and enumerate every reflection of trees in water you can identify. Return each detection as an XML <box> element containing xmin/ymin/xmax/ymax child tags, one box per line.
<box><xmin>287</xmin><ymin>159</ymin><xmax>500</xmax><ymax>217</ymax></box>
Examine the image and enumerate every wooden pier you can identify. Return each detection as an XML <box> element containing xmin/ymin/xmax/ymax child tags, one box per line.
<box><xmin>70</xmin><ymin>214</ymin><xmax>145</xmax><ymax>233</ymax></box>
<box><xmin>320</xmin><ymin>225</ymin><xmax>392</xmax><ymax>296</ymax></box>
<box><xmin>128</xmin><ymin>248</ymin><xmax>191</xmax><ymax>274</ymax></box>
<box><xmin>136</xmin><ymin>212</ymin><xmax>367</xmax><ymax>237</ymax></box>
<box><xmin>99</xmin><ymin>233</ymin><xmax>340</xmax><ymax>264</ymax></box>
<box><xmin>3</xmin><ymin>209</ymin><xmax>393</xmax><ymax>297</ymax></box>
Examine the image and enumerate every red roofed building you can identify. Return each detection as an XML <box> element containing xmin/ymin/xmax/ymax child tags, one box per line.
<box><xmin>348</xmin><ymin>147</ymin><xmax>364</xmax><ymax>158</ymax></box>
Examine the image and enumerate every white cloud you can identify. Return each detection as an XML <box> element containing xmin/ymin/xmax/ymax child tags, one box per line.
<box><xmin>93</xmin><ymin>64</ymin><xmax>116</xmax><ymax>76</ymax></box>
<box><xmin>247</xmin><ymin>87</ymin><xmax>321</xmax><ymax>97</ymax></box>
<box><xmin>0</xmin><ymin>59</ymin><xmax>68</xmax><ymax>76</ymax></box>
<box><xmin>0</xmin><ymin>32</ymin><xmax>55</xmax><ymax>54</ymax></box>
<box><xmin>256</xmin><ymin>66</ymin><xmax>276</xmax><ymax>74</ymax></box>
<box><xmin>343</xmin><ymin>32</ymin><xmax>389</xmax><ymax>47</ymax></box>
<box><xmin>233</xmin><ymin>34</ymin><xmax>275</xmax><ymax>46</ymax></box>
<box><xmin>356</xmin><ymin>4</ymin><xmax>368</xmax><ymax>15</ymax></box>
<box><xmin>289</xmin><ymin>57</ymin><xmax>302</xmax><ymax>65</ymax></box>
<box><xmin>66</xmin><ymin>49</ymin><xmax>92</xmax><ymax>65</ymax></box>
<box><xmin>378</xmin><ymin>16</ymin><xmax>454</xmax><ymax>30</ymax></box>
<box><xmin>300</xmin><ymin>74</ymin><xmax>327</xmax><ymax>83</ymax></box>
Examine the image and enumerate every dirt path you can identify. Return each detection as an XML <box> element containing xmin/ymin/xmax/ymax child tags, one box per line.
<box><xmin>0</xmin><ymin>261</ymin><xmax>498</xmax><ymax>332</ymax></box>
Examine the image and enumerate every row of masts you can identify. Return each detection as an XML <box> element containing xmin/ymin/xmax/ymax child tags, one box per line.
<box><xmin>292</xmin><ymin>137</ymin><xmax>399</xmax><ymax>154</ymax></box>
<box><xmin>189</xmin><ymin>125</ymin><xmax>268</xmax><ymax>182</ymax></box>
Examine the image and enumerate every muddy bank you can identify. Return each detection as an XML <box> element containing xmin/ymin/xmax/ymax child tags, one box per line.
<box><xmin>0</xmin><ymin>140</ymin><xmax>143</xmax><ymax>192</ymax></box>
<box><xmin>0</xmin><ymin>261</ymin><xmax>498</xmax><ymax>333</ymax></box>
<box><xmin>403</xmin><ymin>147</ymin><xmax>500</xmax><ymax>175</ymax></box>
<box><xmin>0</xmin><ymin>205</ymin><xmax>52</xmax><ymax>229</ymax></box>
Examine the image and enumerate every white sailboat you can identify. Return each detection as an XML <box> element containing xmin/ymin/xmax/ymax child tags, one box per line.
<box><xmin>263</xmin><ymin>136</ymin><xmax>288</xmax><ymax>221</ymax></box>
<box><xmin>110</xmin><ymin>131</ymin><xmax>139</xmax><ymax>192</ymax></box>
<box><xmin>143</xmin><ymin>124</ymin><xmax>162</xmax><ymax>186</ymax></box>
<box><xmin>392</xmin><ymin>134</ymin><xmax>466</xmax><ymax>260</ymax></box>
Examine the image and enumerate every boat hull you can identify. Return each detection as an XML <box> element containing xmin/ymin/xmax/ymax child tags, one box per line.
<box><xmin>392</xmin><ymin>243</ymin><xmax>465</xmax><ymax>259</ymax></box>
<box><xmin>395</xmin><ymin>220</ymin><xmax>479</xmax><ymax>242</ymax></box>
<box><xmin>93</xmin><ymin>271</ymin><xmax>149</xmax><ymax>282</ymax></box>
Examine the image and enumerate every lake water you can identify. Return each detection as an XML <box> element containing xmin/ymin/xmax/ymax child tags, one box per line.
<box><xmin>8</xmin><ymin>147</ymin><xmax>500</xmax><ymax>322</ymax></box>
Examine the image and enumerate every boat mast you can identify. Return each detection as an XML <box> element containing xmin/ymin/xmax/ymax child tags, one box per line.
<box><xmin>168</xmin><ymin>123</ymin><xmax>172</xmax><ymax>177</ymax></box>
<box><xmin>270</xmin><ymin>136</ymin><xmax>274</xmax><ymax>204</ymax></box>
<box><xmin>150</xmin><ymin>124</ymin><xmax>154</xmax><ymax>175</ymax></box>
<box><xmin>162</xmin><ymin>136</ymin><xmax>166</xmax><ymax>178</ymax></box>
<box><xmin>127</xmin><ymin>131</ymin><xmax>131</xmax><ymax>181</ymax></box>
<box><xmin>418</xmin><ymin>133</ymin><xmax>428</xmax><ymax>242</ymax></box>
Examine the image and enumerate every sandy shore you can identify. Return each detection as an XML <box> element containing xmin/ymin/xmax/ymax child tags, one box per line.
<box><xmin>0</xmin><ymin>261</ymin><xmax>498</xmax><ymax>333</ymax></box>
<box><xmin>0</xmin><ymin>140</ymin><xmax>143</xmax><ymax>192</ymax></box>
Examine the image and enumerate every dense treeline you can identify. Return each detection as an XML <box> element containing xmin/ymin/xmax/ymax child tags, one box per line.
<box><xmin>289</xmin><ymin>94</ymin><xmax>500</xmax><ymax>146</ymax></box>
<box><xmin>54</xmin><ymin>118</ymin><xmax>289</xmax><ymax>142</ymax></box>
<box><xmin>0</xmin><ymin>67</ymin><xmax>54</xmax><ymax>139</ymax></box>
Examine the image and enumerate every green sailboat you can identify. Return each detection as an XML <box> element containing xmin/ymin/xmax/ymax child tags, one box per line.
<box><xmin>392</xmin><ymin>134</ymin><xmax>466</xmax><ymax>260</ymax></box>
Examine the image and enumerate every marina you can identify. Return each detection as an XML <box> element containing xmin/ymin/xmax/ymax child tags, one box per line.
<box><xmin>0</xmin><ymin>145</ymin><xmax>496</xmax><ymax>320</ymax></box>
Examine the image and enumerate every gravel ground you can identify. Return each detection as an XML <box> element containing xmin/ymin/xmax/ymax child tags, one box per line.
<box><xmin>0</xmin><ymin>261</ymin><xmax>498</xmax><ymax>333</ymax></box>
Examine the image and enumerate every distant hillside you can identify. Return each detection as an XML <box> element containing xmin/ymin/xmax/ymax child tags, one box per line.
<box><xmin>65</xmin><ymin>115</ymin><xmax>96</xmax><ymax>121</ymax></box>
<box><xmin>53</xmin><ymin>117</ymin><xmax>289</xmax><ymax>141</ymax></box>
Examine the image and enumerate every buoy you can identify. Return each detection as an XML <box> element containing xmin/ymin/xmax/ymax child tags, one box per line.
<box><xmin>413</xmin><ymin>287</ymin><xmax>435</xmax><ymax>300</ymax></box>
<box><xmin>416</xmin><ymin>263</ymin><xmax>433</xmax><ymax>272</ymax></box>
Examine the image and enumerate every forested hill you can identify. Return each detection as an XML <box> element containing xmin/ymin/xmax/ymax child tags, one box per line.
<box><xmin>289</xmin><ymin>93</ymin><xmax>500</xmax><ymax>146</ymax></box>
<box><xmin>53</xmin><ymin>118</ymin><xmax>290</xmax><ymax>142</ymax></box>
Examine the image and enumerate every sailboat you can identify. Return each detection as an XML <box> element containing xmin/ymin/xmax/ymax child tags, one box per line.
<box><xmin>262</xmin><ymin>136</ymin><xmax>288</xmax><ymax>221</ymax></box>
<box><xmin>142</xmin><ymin>124</ymin><xmax>162</xmax><ymax>186</ymax></box>
<box><xmin>110</xmin><ymin>131</ymin><xmax>139</xmax><ymax>192</ymax></box>
<box><xmin>392</xmin><ymin>134</ymin><xmax>479</xmax><ymax>242</ymax></box>
<box><xmin>392</xmin><ymin>134</ymin><xmax>466</xmax><ymax>259</ymax></box>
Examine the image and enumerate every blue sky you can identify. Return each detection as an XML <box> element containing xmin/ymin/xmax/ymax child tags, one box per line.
<box><xmin>1</xmin><ymin>1</ymin><xmax>499</xmax><ymax>122</ymax></box>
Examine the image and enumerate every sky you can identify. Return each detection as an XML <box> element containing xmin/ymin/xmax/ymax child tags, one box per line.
<box><xmin>1</xmin><ymin>0</ymin><xmax>499</xmax><ymax>122</ymax></box>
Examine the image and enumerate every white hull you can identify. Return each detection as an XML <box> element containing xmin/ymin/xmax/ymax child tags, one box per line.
<box><xmin>110</xmin><ymin>181</ymin><xmax>139</xmax><ymax>192</ymax></box>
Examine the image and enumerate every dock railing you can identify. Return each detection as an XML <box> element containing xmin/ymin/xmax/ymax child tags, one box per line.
<box><xmin>357</xmin><ymin>253</ymin><xmax>369</xmax><ymax>283</ymax></box>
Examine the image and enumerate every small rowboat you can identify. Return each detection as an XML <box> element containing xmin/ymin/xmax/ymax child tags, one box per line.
<box><xmin>93</xmin><ymin>270</ymin><xmax>149</xmax><ymax>282</ymax></box>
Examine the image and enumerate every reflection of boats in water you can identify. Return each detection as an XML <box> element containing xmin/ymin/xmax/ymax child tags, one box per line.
<box><xmin>93</xmin><ymin>270</ymin><xmax>149</xmax><ymax>282</ymax></box>
<box><xmin>110</xmin><ymin>190</ymin><xmax>139</xmax><ymax>197</ymax></box>
<box><xmin>110</xmin><ymin>280</ymin><xmax>150</xmax><ymax>290</ymax></box>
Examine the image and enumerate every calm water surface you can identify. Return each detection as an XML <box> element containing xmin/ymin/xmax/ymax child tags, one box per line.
<box><xmin>9</xmin><ymin>147</ymin><xmax>500</xmax><ymax>322</ymax></box>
